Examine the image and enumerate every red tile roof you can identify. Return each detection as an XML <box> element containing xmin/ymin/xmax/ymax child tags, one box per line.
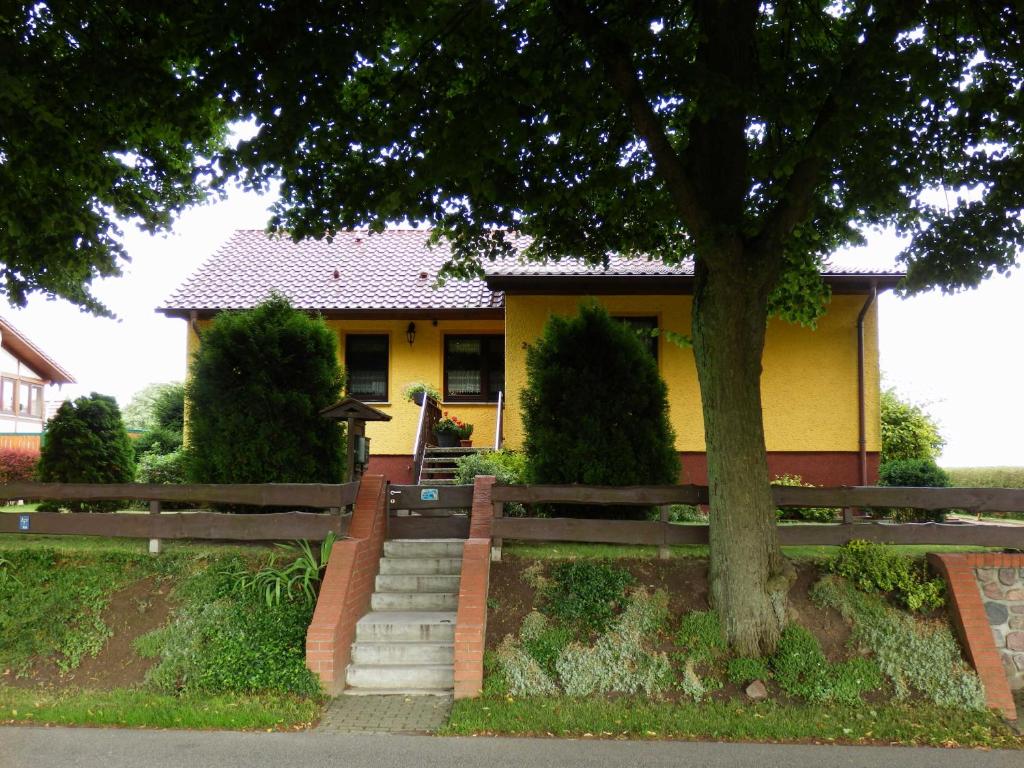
<box><xmin>160</xmin><ymin>229</ymin><xmax>903</xmax><ymax>316</ymax></box>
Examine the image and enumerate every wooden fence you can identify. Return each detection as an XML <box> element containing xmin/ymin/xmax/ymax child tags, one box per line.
<box><xmin>0</xmin><ymin>481</ymin><xmax>360</xmax><ymax>543</ymax></box>
<box><xmin>388</xmin><ymin>484</ymin><xmax>472</xmax><ymax>539</ymax></box>
<box><xmin>487</xmin><ymin>483</ymin><xmax>1024</xmax><ymax>556</ymax></box>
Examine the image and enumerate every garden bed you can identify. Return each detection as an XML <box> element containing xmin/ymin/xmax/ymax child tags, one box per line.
<box><xmin>0</xmin><ymin>540</ymin><xmax>324</xmax><ymax>731</ymax></box>
<box><xmin>456</xmin><ymin>548</ymin><xmax>1024</xmax><ymax>748</ymax></box>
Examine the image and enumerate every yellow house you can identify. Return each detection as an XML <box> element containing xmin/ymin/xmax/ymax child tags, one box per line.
<box><xmin>160</xmin><ymin>229</ymin><xmax>899</xmax><ymax>485</ymax></box>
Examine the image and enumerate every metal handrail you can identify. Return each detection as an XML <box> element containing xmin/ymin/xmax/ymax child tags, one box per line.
<box><xmin>494</xmin><ymin>390</ymin><xmax>504</xmax><ymax>451</ymax></box>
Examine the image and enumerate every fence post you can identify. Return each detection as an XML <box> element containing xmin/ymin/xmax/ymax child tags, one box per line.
<box><xmin>842</xmin><ymin>506</ymin><xmax>856</xmax><ymax>525</ymax></box>
<box><xmin>491</xmin><ymin>501</ymin><xmax>504</xmax><ymax>562</ymax></box>
<box><xmin>658</xmin><ymin>505</ymin><xmax>670</xmax><ymax>560</ymax></box>
<box><xmin>148</xmin><ymin>499</ymin><xmax>162</xmax><ymax>555</ymax></box>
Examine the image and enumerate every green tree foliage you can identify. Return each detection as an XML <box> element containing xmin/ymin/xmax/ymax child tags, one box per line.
<box><xmin>38</xmin><ymin>394</ymin><xmax>136</xmax><ymax>512</ymax></box>
<box><xmin>880</xmin><ymin>388</ymin><xmax>945</xmax><ymax>464</ymax></box>
<box><xmin>127</xmin><ymin>382</ymin><xmax>186</xmax><ymax>459</ymax></box>
<box><xmin>8</xmin><ymin>2</ymin><xmax>1024</xmax><ymax>654</ymax></box>
<box><xmin>878</xmin><ymin>458</ymin><xmax>952</xmax><ymax>523</ymax></box>
<box><xmin>186</xmin><ymin>296</ymin><xmax>345</xmax><ymax>492</ymax></box>
<box><xmin>522</xmin><ymin>303</ymin><xmax>679</xmax><ymax>518</ymax></box>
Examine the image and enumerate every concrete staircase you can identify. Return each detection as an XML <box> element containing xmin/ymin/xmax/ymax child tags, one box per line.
<box><xmin>417</xmin><ymin>446</ymin><xmax>479</xmax><ymax>485</ymax></box>
<box><xmin>344</xmin><ymin>539</ymin><xmax>463</xmax><ymax>695</ymax></box>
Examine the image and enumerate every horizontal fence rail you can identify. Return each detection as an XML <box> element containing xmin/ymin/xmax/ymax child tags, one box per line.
<box><xmin>0</xmin><ymin>481</ymin><xmax>360</xmax><ymax>508</ymax></box>
<box><xmin>0</xmin><ymin>481</ymin><xmax>360</xmax><ymax>542</ymax></box>
<box><xmin>490</xmin><ymin>483</ymin><xmax>1024</xmax><ymax>513</ymax></box>
<box><xmin>488</xmin><ymin>483</ymin><xmax>1024</xmax><ymax>551</ymax></box>
<box><xmin>0</xmin><ymin>510</ymin><xmax>348</xmax><ymax>541</ymax></box>
<box><xmin>388</xmin><ymin>484</ymin><xmax>473</xmax><ymax>511</ymax></box>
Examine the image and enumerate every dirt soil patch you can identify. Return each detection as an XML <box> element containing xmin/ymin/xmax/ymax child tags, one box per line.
<box><xmin>3</xmin><ymin>576</ymin><xmax>172</xmax><ymax>691</ymax></box>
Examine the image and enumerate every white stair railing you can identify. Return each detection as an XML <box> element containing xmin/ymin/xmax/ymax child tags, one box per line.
<box><xmin>494</xmin><ymin>390</ymin><xmax>503</xmax><ymax>451</ymax></box>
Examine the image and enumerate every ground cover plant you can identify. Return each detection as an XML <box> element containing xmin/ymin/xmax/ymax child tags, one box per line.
<box><xmin>828</xmin><ymin>539</ymin><xmax>945</xmax><ymax>612</ymax></box>
<box><xmin>0</xmin><ymin>540</ymin><xmax>325</xmax><ymax>730</ymax></box>
<box><xmin>463</xmin><ymin>552</ymin><xmax>1014</xmax><ymax>747</ymax></box>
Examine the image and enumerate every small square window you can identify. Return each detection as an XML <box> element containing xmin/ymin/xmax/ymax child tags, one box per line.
<box><xmin>345</xmin><ymin>335</ymin><xmax>389</xmax><ymax>402</ymax></box>
<box><xmin>444</xmin><ymin>335</ymin><xmax>504</xmax><ymax>402</ymax></box>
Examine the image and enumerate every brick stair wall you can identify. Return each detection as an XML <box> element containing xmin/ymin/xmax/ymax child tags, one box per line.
<box><xmin>453</xmin><ymin>475</ymin><xmax>496</xmax><ymax>699</ymax></box>
<box><xmin>306</xmin><ymin>475</ymin><xmax>388</xmax><ymax>694</ymax></box>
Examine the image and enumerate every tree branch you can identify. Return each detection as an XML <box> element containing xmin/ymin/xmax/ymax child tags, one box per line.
<box><xmin>553</xmin><ymin>0</ymin><xmax>711</xmax><ymax>242</ymax></box>
<box><xmin>752</xmin><ymin>7</ymin><xmax>918</xmax><ymax>258</ymax></box>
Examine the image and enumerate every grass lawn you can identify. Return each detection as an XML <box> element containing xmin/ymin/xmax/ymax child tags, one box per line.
<box><xmin>503</xmin><ymin>541</ymin><xmax>999</xmax><ymax>561</ymax></box>
<box><xmin>0</xmin><ymin>503</ymin><xmax>39</xmax><ymax>513</ymax></box>
<box><xmin>443</xmin><ymin>697</ymin><xmax>1022</xmax><ymax>749</ymax></box>
<box><xmin>0</xmin><ymin>686</ymin><xmax>321</xmax><ymax>730</ymax></box>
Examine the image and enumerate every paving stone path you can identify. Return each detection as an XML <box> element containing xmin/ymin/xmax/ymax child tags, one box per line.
<box><xmin>317</xmin><ymin>694</ymin><xmax>453</xmax><ymax>734</ymax></box>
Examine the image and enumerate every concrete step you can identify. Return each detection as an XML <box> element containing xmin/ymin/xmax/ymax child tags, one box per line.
<box><xmin>341</xmin><ymin>687</ymin><xmax>453</xmax><ymax>697</ymax></box>
<box><xmin>346</xmin><ymin>663</ymin><xmax>454</xmax><ymax>690</ymax></box>
<box><xmin>422</xmin><ymin>456</ymin><xmax>462</xmax><ymax>464</ymax></box>
<box><xmin>379</xmin><ymin>557</ymin><xmax>463</xmax><ymax>575</ymax></box>
<box><xmin>371</xmin><ymin>591</ymin><xmax>459</xmax><ymax>611</ymax></box>
<box><xmin>420</xmin><ymin>466</ymin><xmax>458</xmax><ymax>474</ymax></box>
<box><xmin>384</xmin><ymin>539</ymin><xmax>465</xmax><ymax>559</ymax></box>
<box><xmin>376</xmin><ymin>573</ymin><xmax>461</xmax><ymax>593</ymax></box>
<box><xmin>355</xmin><ymin>611</ymin><xmax>456</xmax><ymax>643</ymax></box>
<box><xmin>423</xmin><ymin>447</ymin><xmax>478</xmax><ymax>455</ymax></box>
<box><xmin>351</xmin><ymin>642</ymin><xmax>454</xmax><ymax>666</ymax></box>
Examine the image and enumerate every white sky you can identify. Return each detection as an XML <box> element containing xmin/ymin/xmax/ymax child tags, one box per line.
<box><xmin>5</xmin><ymin>187</ymin><xmax>1022</xmax><ymax>468</ymax></box>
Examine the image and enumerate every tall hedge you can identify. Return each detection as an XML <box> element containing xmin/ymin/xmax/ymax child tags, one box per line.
<box><xmin>38</xmin><ymin>393</ymin><xmax>136</xmax><ymax>512</ymax></box>
<box><xmin>187</xmin><ymin>296</ymin><xmax>345</xmax><ymax>491</ymax></box>
<box><xmin>522</xmin><ymin>303</ymin><xmax>679</xmax><ymax>518</ymax></box>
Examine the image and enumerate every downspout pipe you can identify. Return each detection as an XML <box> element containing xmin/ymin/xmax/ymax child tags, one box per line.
<box><xmin>856</xmin><ymin>282</ymin><xmax>878</xmax><ymax>486</ymax></box>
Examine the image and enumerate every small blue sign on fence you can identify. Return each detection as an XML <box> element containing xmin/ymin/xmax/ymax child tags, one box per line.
<box><xmin>420</xmin><ymin>488</ymin><xmax>439</xmax><ymax>502</ymax></box>
<box><xmin>18</xmin><ymin>514</ymin><xmax>30</xmax><ymax>532</ymax></box>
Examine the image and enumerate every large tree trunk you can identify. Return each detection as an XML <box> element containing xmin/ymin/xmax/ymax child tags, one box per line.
<box><xmin>692</xmin><ymin>255</ymin><xmax>795</xmax><ymax>656</ymax></box>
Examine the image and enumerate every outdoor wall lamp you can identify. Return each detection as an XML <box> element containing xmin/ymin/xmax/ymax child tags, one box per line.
<box><xmin>406</xmin><ymin>321</ymin><xmax>416</xmax><ymax>345</ymax></box>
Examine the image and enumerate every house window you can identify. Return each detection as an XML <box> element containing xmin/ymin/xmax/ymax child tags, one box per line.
<box><xmin>614</xmin><ymin>316</ymin><xmax>659</xmax><ymax>361</ymax></box>
<box><xmin>0</xmin><ymin>378</ymin><xmax>14</xmax><ymax>414</ymax></box>
<box><xmin>27</xmin><ymin>384</ymin><xmax>43</xmax><ymax>418</ymax></box>
<box><xmin>444</xmin><ymin>335</ymin><xmax>504</xmax><ymax>402</ymax></box>
<box><xmin>345</xmin><ymin>335</ymin><xmax>389</xmax><ymax>402</ymax></box>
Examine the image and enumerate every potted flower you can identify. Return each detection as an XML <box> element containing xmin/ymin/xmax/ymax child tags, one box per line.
<box><xmin>403</xmin><ymin>381</ymin><xmax>441</xmax><ymax>406</ymax></box>
<box><xmin>434</xmin><ymin>412</ymin><xmax>473</xmax><ymax>448</ymax></box>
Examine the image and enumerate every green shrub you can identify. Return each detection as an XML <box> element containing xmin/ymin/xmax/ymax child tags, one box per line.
<box><xmin>455</xmin><ymin>450</ymin><xmax>527</xmax><ymax>485</ymax></box>
<box><xmin>555</xmin><ymin>589</ymin><xmax>673</xmax><ymax>697</ymax></box>
<box><xmin>771</xmin><ymin>624</ymin><xmax>881</xmax><ymax>705</ymax></box>
<box><xmin>880</xmin><ymin>388</ymin><xmax>944</xmax><ymax>464</ymax></box>
<box><xmin>136</xmin><ymin>449</ymin><xmax>188</xmax><ymax>485</ymax></box>
<box><xmin>519</xmin><ymin>611</ymin><xmax>573</xmax><ymax>678</ymax></box>
<box><xmin>37</xmin><ymin>393</ymin><xmax>136</xmax><ymax>512</ymax></box>
<box><xmin>661</xmin><ymin>504</ymin><xmax>707</xmax><ymax>523</ymax></box>
<box><xmin>541</xmin><ymin>561</ymin><xmax>635</xmax><ymax>633</ymax></box>
<box><xmin>771</xmin><ymin>474</ymin><xmax>837</xmax><ymax>522</ymax></box>
<box><xmin>829</xmin><ymin>540</ymin><xmax>945</xmax><ymax>612</ymax></box>
<box><xmin>878</xmin><ymin>458</ymin><xmax>951</xmax><ymax>522</ymax></box>
<box><xmin>812</xmin><ymin>575</ymin><xmax>984</xmax><ymax>710</ymax></box>
<box><xmin>674</xmin><ymin>610</ymin><xmax>726</xmax><ymax>665</ymax></box>
<box><xmin>495</xmin><ymin>635</ymin><xmax>558</xmax><ymax>697</ymax></box>
<box><xmin>138</xmin><ymin>554</ymin><xmax>320</xmax><ymax>696</ymax></box>
<box><xmin>230</xmin><ymin>535</ymin><xmax>335</xmax><ymax>607</ymax></box>
<box><xmin>187</xmin><ymin>296</ymin><xmax>345</xmax><ymax>495</ymax></box>
<box><xmin>727</xmin><ymin>656</ymin><xmax>771</xmax><ymax>685</ymax></box>
<box><xmin>521</xmin><ymin>302</ymin><xmax>679</xmax><ymax>520</ymax></box>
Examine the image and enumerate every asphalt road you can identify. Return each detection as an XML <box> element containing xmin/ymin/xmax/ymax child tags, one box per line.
<box><xmin>1</xmin><ymin>727</ymin><xmax>1022</xmax><ymax>768</ymax></box>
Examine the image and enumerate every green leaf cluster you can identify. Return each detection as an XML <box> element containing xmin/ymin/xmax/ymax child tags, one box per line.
<box><xmin>880</xmin><ymin>389</ymin><xmax>945</xmax><ymax>464</ymax></box>
<box><xmin>829</xmin><ymin>540</ymin><xmax>945</xmax><ymax>612</ymax></box>
<box><xmin>540</xmin><ymin>561</ymin><xmax>635</xmax><ymax>634</ymax></box>
<box><xmin>186</xmin><ymin>296</ymin><xmax>345</xmax><ymax>495</ymax></box>
<box><xmin>37</xmin><ymin>393</ymin><xmax>136</xmax><ymax>512</ymax></box>
<box><xmin>771</xmin><ymin>625</ymin><xmax>882</xmax><ymax>706</ymax></box>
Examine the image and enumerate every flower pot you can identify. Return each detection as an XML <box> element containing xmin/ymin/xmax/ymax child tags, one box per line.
<box><xmin>411</xmin><ymin>391</ymin><xmax>426</xmax><ymax>406</ymax></box>
<box><xmin>435</xmin><ymin>431</ymin><xmax>458</xmax><ymax>448</ymax></box>
<box><xmin>459</xmin><ymin>439</ymin><xmax>473</xmax><ymax>447</ymax></box>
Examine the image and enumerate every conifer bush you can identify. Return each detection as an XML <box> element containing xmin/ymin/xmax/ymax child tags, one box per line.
<box><xmin>37</xmin><ymin>393</ymin><xmax>136</xmax><ymax>512</ymax></box>
<box><xmin>186</xmin><ymin>296</ymin><xmax>345</xmax><ymax>498</ymax></box>
<box><xmin>522</xmin><ymin>303</ymin><xmax>679</xmax><ymax>519</ymax></box>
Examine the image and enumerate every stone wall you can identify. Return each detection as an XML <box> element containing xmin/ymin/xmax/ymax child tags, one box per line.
<box><xmin>976</xmin><ymin>566</ymin><xmax>1024</xmax><ymax>690</ymax></box>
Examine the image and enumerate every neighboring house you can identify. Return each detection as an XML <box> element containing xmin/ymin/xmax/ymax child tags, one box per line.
<box><xmin>0</xmin><ymin>316</ymin><xmax>75</xmax><ymax>446</ymax></box>
<box><xmin>160</xmin><ymin>229</ymin><xmax>900</xmax><ymax>485</ymax></box>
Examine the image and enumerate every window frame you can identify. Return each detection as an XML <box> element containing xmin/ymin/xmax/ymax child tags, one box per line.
<box><xmin>344</xmin><ymin>333</ymin><xmax>391</xmax><ymax>403</ymax></box>
<box><xmin>443</xmin><ymin>334</ymin><xmax>505</xmax><ymax>403</ymax></box>
<box><xmin>0</xmin><ymin>377</ymin><xmax>15</xmax><ymax>415</ymax></box>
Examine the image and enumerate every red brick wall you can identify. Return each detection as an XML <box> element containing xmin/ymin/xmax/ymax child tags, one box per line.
<box><xmin>679</xmin><ymin>451</ymin><xmax>880</xmax><ymax>486</ymax></box>
<box><xmin>366</xmin><ymin>451</ymin><xmax>878</xmax><ymax>487</ymax></box>
<box><xmin>305</xmin><ymin>475</ymin><xmax>388</xmax><ymax>694</ymax></box>
<box><xmin>929</xmin><ymin>553</ymin><xmax>1019</xmax><ymax>720</ymax></box>
<box><xmin>454</xmin><ymin>475</ymin><xmax>496</xmax><ymax>699</ymax></box>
